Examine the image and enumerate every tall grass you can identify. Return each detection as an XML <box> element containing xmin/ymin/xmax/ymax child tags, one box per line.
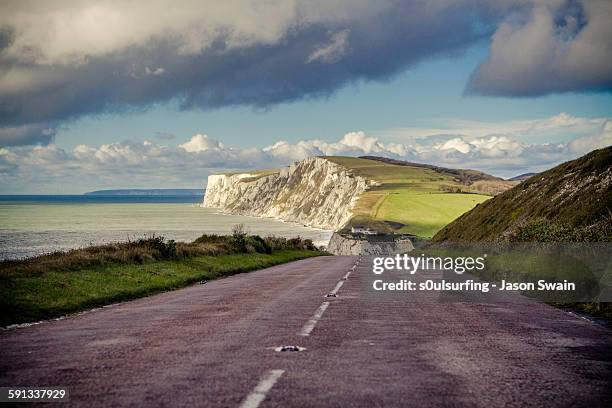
<box><xmin>0</xmin><ymin>227</ymin><xmax>318</xmax><ymax>278</ymax></box>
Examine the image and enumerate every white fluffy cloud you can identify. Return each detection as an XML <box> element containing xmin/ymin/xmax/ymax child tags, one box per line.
<box><xmin>568</xmin><ymin>120</ymin><xmax>612</xmax><ymax>154</ymax></box>
<box><xmin>0</xmin><ymin>0</ymin><xmax>301</xmax><ymax>66</ymax></box>
<box><xmin>1</xmin><ymin>114</ymin><xmax>609</xmax><ymax>193</ymax></box>
<box><xmin>179</xmin><ymin>134</ymin><xmax>223</xmax><ymax>152</ymax></box>
<box><xmin>381</xmin><ymin>113</ymin><xmax>606</xmax><ymax>142</ymax></box>
<box><xmin>434</xmin><ymin>138</ymin><xmax>472</xmax><ymax>154</ymax></box>
<box><xmin>468</xmin><ymin>0</ymin><xmax>612</xmax><ymax>95</ymax></box>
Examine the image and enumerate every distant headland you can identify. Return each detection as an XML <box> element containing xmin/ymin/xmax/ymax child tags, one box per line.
<box><xmin>85</xmin><ymin>189</ymin><xmax>204</xmax><ymax>196</ymax></box>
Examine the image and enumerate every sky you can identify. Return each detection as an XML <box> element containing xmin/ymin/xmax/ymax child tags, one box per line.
<box><xmin>0</xmin><ymin>0</ymin><xmax>611</xmax><ymax>193</ymax></box>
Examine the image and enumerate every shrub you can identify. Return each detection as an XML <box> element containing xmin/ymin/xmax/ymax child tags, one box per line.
<box><xmin>231</xmin><ymin>224</ymin><xmax>248</xmax><ymax>251</ymax></box>
<box><xmin>243</xmin><ymin>235</ymin><xmax>271</xmax><ymax>254</ymax></box>
<box><xmin>262</xmin><ymin>236</ymin><xmax>317</xmax><ymax>251</ymax></box>
<box><xmin>193</xmin><ymin>234</ymin><xmax>231</xmax><ymax>244</ymax></box>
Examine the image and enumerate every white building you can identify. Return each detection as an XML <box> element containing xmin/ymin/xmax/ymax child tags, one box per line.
<box><xmin>351</xmin><ymin>226</ymin><xmax>377</xmax><ymax>235</ymax></box>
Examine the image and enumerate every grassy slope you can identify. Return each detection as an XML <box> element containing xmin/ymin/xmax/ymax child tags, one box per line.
<box><xmin>432</xmin><ymin>146</ymin><xmax>612</xmax><ymax>242</ymax></box>
<box><xmin>326</xmin><ymin>156</ymin><xmax>491</xmax><ymax>237</ymax></box>
<box><xmin>378</xmin><ymin>193</ymin><xmax>489</xmax><ymax>237</ymax></box>
<box><xmin>0</xmin><ymin>250</ymin><xmax>322</xmax><ymax>327</ymax></box>
<box><xmin>427</xmin><ymin>147</ymin><xmax>612</xmax><ymax>321</ymax></box>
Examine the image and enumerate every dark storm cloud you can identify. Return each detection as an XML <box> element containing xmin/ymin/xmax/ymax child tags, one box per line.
<box><xmin>0</xmin><ymin>0</ymin><xmax>610</xmax><ymax>145</ymax></box>
<box><xmin>0</xmin><ymin>1</ymin><xmax>495</xmax><ymax>134</ymax></box>
<box><xmin>0</xmin><ymin>123</ymin><xmax>55</xmax><ymax>146</ymax></box>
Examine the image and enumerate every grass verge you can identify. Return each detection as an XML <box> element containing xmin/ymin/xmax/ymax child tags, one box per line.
<box><xmin>1</xmin><ymin>228</ymin><xmax>326</xmax><ymax>327</ymax></box>
<box><xmin>0</xmin><ymin>249</ymin><xmax>322</xmax><ymax>327</ymax></box>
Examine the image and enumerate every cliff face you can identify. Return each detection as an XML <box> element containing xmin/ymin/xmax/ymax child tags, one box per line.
<box><xmin>203</xmin><ymin>157</ymin><xmax>368</xmax><ymax>230</ymax></box>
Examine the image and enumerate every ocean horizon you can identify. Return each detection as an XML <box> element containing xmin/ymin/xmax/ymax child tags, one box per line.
<box><xmin>0</xmin><ymin>194</ymin><xmax>204</xmax><ymax>204</ymax></box>
<box><xmin>0</xmin><ymin>195</ymin><xmax>332</xmax><ymax>260</ymax></box>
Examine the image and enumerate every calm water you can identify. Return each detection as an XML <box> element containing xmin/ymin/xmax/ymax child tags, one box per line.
<box><xmin>0</xmin><ymin>196</ymin><xmax>332</xmax><ymax>260</ymax></box>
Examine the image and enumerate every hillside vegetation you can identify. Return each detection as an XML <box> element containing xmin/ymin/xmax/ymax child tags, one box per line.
<box><xmin>360</xmin><ymin>156</ymin><xmax>516</xmax><ymax>195</ymax></box>
<box><xmin>0</xmin><ymin>231</ymin><xmax>323</xmax><ymax>326</ymax></box>
<box><xmin>325</xmin><ymin>157</ymin><xmax>499</xmax><ymax>237</ymax></box>
<box><xmin>432</xmin><ymin>146</ymin><xmax>612</xmax><ymax>242</ymax></box>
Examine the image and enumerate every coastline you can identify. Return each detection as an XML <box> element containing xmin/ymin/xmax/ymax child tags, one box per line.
<box><xmin>205</xmin><ymin>206</ymin><xmax>334</xmax><ymax>247</ymax></box>
<box><xmin>1</xmin><ymin>202</ymin><xmax>333</xmax><ymax>260</ymax></box>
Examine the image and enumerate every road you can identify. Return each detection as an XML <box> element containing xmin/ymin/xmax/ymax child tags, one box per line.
<box><xmin>1</xmin><ymin>256</ymin><xmax>611</xmax><ymax>407</ymax></box>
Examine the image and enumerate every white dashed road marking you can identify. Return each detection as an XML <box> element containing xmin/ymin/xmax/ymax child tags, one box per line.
<box><xmin>329</xmin><ymin>280</ymin><xmax>344</xmax><ymax>296</ymax></box>
<box><xmin>299</xmin><ymin>301</ymin><xmax>330</xmax><ymax>336</ymax></box>
<box><xmin>246</xmin><ymin>259</ymin><xmax>359</xmax><ymax>404</ymax></box>
<box><xmin>239</xmin><ymin>369</ymin><xmax>285</xmax><ymax>408</ymax></box>
<box><xmin>299</xmin><ymin>258</ymin><xmax>357</xmax><ymax>336</ymax></box>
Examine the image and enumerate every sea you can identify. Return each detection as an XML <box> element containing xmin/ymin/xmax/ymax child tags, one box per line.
<box><xmin>0</xmin><ymin>195</ymin><xmax>332</xmax><ymax>260</ymax></box>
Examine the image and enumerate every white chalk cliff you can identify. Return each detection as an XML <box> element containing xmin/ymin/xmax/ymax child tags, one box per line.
<box><xmin>203</xmin><ymin>157</ymin><xmax>368</xmax><ymax>230</ymax></box>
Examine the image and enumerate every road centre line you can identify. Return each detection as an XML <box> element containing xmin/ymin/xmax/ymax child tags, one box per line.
<box><xmin>299</xmin><ymin>302</ymin><xmax>330</xmax><ymax>336</ymax></box>
<box><xmin>299</xmin><ymin>258</ymin><xmax>357</xmax><ymax>336</ymax></box>
<box><xmin>330</xmin><ymin>280</ymin><xmax>344</xmax><ymax>295</ymax></box>
<box><xmin>239</xmin><ymin>369</ymin><xmax>285</xmax><ymax>408</ymax></box>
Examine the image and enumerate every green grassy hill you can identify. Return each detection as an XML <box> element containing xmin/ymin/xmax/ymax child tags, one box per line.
<box><xmin>431</xmin><ymin>146</ymin><xmax>612</xmax><ymax>242</ymax></box>
<box><xmin>325</xmin><ymin>156</ymin><xmax>506</xmax><ymax>237</ymax></box>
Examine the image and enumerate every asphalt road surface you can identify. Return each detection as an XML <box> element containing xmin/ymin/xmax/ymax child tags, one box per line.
<box><xmin>1</xmin><ymin>256</ymin><xmax>611</xmax><ymax>407</ymax></box>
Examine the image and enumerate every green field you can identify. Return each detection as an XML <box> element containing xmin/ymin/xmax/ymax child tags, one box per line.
<box><xmin>375</xmin><ymin>192</ymin><xmax>490</xmax><ymax>237</ymax></box>
<box><xmin>326</xmin><ymin>157</ymin><xmax>492</xmax><ymax>237</ymax></box>
<box><xmin>0</xmin><ymin>249</ymin><xmax>322</xmax><ymax>327</ymax></box>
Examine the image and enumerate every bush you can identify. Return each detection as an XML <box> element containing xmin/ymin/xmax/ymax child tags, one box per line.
<box><xmin>231</xmin><ymin>224</ymin><xmax>248</xmax><ymax>251</ymax></box>
<box><xmin>245</xmin><ymin>235</ymin><xmax>272</xmax><ymax>254</ymax></box>
<box><xmin>262</xmin><ymin>236</ymin><xmax>317</xmax><ymax>251</ymax></box>
<box><xmin>132</xmin><ymin>235</ymin><xmax>177</xmax><ymax>259</ymax></box>
<box><xmin>193</xmin><ymin>234</ymin><xmax>231</xmax><ymax>244</ymax></box>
